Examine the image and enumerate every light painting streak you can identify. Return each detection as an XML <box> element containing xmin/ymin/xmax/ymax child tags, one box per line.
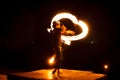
<box><xmin>48</xmin><ymin>12</ymin><xmax>89</xmax><ymax>45</ymax></box>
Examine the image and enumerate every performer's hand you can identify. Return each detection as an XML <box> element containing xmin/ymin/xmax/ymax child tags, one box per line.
<box><xmin>66</xmin><ymin>30</ymin><xmax>75</xmax><ymax>36</ymax></box>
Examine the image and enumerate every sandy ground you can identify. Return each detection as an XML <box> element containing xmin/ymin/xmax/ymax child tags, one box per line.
<box><xmin>0</xmin><ymin>74</ymin><xmax>7</xmax><ymax>80</ymax></box>
<box><xmin>6</xmin><ymin>68</ymin><xmax>105</xmax><ymax>80</ymax></box>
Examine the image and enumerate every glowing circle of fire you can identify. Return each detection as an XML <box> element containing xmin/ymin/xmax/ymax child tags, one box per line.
<box><xmin>48</xmin><ymin>12</ymin><xmax>89</xmax><ymax>45</ymax></box>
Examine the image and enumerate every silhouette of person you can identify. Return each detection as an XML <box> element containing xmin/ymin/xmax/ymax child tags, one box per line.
<box><xmin>50</xmin><ymin>21</ymin><xmax>62</xmax><ymax>76</ymax></box>
<box><xmin>50</xmin><ymin>21</ymin><xmax>75</xmax><ymax>77</ymax></box>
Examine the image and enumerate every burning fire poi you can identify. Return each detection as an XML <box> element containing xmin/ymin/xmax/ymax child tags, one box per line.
<box><xmin>48</xmin><ymin>54</ymin><xmax>56</xmax><ymax>65</ymax></box>
<box><xmin>48</xmin><ymin>12</ymin><xmax>89</xmax><ymax>65</ymax></box>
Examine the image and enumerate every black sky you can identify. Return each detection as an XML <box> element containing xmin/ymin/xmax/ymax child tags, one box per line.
<box><xmin>0</xmin><ymin>0</ymin><xmax>120</xmax><ymax>79</ymax></box>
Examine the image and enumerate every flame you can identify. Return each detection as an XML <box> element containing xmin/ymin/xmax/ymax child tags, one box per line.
<box><xmin>48</xmin><ymin>54</ymin><xmax>56</xmax><ymax>65</ymax></box>
<box><xmin>48</xmin><ymin>12</ymin><xmax>89</xmax><ymax>45</ymax></box>
<box><xmin>104</xmin><ymin>64</ymin><xmax>108</xmax><ymax>70</ymax></box>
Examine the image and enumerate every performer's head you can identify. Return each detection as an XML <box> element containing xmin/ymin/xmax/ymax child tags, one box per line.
<box><xmin>53</xmin><ymin>21</ymin><xmax>60</xmax><ymax>29</ymax></box>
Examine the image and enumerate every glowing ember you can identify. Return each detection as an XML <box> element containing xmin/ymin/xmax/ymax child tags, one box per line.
<box><xmin>47</xmin><ymin>12</ymin><xmax>89</xmax><ymax>45</ymax></box>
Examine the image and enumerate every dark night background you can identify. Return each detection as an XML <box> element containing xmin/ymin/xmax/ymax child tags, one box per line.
<box><xmin>0</xmin><ymin>0</ymin><xmax>120</xmax><ymax>79</ymax></box>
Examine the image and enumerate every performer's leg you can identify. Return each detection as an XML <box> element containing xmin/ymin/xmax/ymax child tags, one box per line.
<box><xmin>52</xmin><ymin>68</ymin><xmax>57</xmax><ymax>74</ymax></box>
<box><xmin>57</xmin><ymin>67</ymin><xmax>60</xmax><ymax>77</ymax></box>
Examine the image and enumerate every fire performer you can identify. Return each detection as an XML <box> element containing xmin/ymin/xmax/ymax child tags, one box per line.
<box><xmin>50</xmin><ymin>21</ymin><xmax>75</xmax><ymax>76</ymax></box>
<box><xmin>50</xmin><ymin>21</ymin><xmax>62</xmax><ymax>76</ymax></box>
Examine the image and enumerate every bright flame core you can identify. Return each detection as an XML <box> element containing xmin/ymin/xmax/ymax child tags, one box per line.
<box><xmin>48</xmin><ymin>12</ymin><xmax>89</xmax><ymax>45</ymax></box>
